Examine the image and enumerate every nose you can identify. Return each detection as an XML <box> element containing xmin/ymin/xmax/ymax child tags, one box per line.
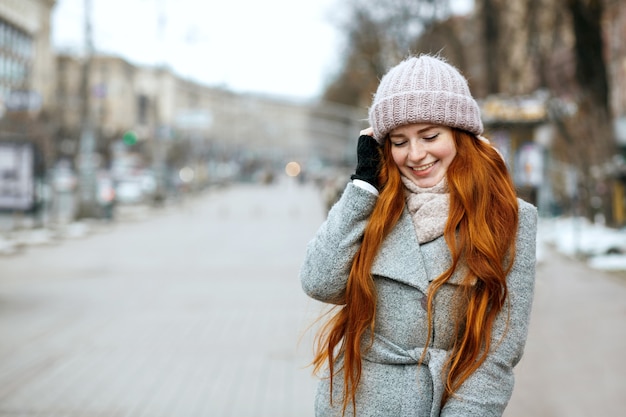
<box><xmin>408</xmin><ymin>140</ymin><xmax>426</xmax><ymax>162</ymax></box>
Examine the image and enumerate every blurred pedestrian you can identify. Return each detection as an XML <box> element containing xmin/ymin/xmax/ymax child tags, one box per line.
<box><xmin>300</xmin><ymin>55</ymin><xmax>537</xmax><ymax>416</ymax></box>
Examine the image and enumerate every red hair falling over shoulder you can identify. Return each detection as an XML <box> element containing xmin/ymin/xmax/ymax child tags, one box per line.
<box><xmin>312</xmin><ymin>129</ymin><xmax>518</xmax><ymax>414</ymax></box>
<box><xmin>430</xmin><ymin>130</ymin><xmax>518</xmax><ymax>404</ymax></box>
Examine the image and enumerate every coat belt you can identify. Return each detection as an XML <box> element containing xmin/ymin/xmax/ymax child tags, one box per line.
<box><xmin>362</xmin><ymin>333</ymin><xmax>448</xmax><ymax>417</ymax></box>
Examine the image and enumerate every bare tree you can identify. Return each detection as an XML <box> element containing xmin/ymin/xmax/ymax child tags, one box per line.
<box><xmin>554</xmin><ymin>0</ymin><xmax>616</xmax><ymax>223</ymax></box>
<box><xmin>480</xmin><ymin>0</ymin><xmax>501</xmax><ymax>95</ymax></box>
<box><xmin>321</xmin><ymin>0</ymin><xmax>451</xmax><ymax>107</ymax></box>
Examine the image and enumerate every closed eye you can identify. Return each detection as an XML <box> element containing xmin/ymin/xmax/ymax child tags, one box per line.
<box><xmin>423</xmin><ymin>133</ymin><xmax>440</xmax><ymax>141</ymax></box>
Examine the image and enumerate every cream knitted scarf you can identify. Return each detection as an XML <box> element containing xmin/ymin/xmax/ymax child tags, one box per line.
<box><xmin>401</xmin><ymin>175</ymin><xmax>450</xmax><ymax>244</ymax></box>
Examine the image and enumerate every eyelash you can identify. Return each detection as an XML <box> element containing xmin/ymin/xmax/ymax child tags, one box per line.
<box><xmin>391</xmin><ymin>133</ymin><xmax>439</xmax><ymax>147</ymax></box>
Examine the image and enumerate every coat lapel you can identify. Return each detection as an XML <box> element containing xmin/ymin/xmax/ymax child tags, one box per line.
<box><xmin>370</xmin><ymin>209</ymin><xmax>431</xmax><ymax>293</ymax></box>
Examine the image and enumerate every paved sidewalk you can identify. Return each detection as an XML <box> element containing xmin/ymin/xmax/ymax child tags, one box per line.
<box><xmin>0</xmin><ymin>180</ymin><xmax>327</xmax><ymax>417</ymax></box>
<box><xmin>0</xmin><ymin>202</ymin><xmax>168</xmax><ymax>256</ymax></box>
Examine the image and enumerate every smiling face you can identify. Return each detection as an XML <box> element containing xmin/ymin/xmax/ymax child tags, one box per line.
<box><xmin>388</xmin><ymin>123</ymin><xmax>457</xmax><ymax>188</ymax></box>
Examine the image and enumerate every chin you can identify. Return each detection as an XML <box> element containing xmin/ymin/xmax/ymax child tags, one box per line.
<box><xmin>414</xmin><ymin>176</ymin><xmax>442</xmax><ymax>188</ymax></box>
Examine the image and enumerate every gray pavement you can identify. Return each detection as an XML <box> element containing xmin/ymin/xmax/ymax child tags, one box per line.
<box><xmin>0</xmin><ymin>180</ymin><xmax>326</xmax><ymax>417</ymax></box>
<box><xmin>1</xmin><ymin>180</ymin><xmax>625</xmax><ymax>416</ymax></box>
<box><xmin>505</xmin><ymin>245</ymin><xmax>626</xmax><ymax>417</ymax></box>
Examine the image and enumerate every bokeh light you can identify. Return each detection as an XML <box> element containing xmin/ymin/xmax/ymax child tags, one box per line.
<box><xmin>285</xmin><ymin>161</ymin><xmax>301</xmax><ymax>177</ymax></box>
<box><xmin>179</xmin><ymin>166</ymin><xmax>195</xmax><ymax>183</ymax></box>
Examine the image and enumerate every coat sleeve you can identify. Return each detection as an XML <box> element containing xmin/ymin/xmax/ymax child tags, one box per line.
<box><xmin>299</xmin><ymin>182</ymin><xmax>378</xmax><ymax>304</ymax></box>
<box><xmin>440</xmin><ymin>200</ymin><xmax>538</xmax><ymax>417</ymax></box>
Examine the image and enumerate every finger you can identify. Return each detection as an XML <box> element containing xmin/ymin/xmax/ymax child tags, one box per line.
<box><xmin>360</xmin><ymin>127</ymin><xmax>374</xmax><ymax>136</ymax></box>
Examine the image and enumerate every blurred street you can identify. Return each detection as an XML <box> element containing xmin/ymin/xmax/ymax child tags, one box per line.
<box><xmin>0</xmin><ymin>180</ymin><xmax>625</xmax><ymax>417</ymax></box>
<box><xmin>505</xmin><ymin>244</ymin><xmax>626</xmax><ymax>417</ymax></box>
<box><xmin>0</xmin><ymin>179</ymin><xmax>324</xmax><ymax>417</ymax></box>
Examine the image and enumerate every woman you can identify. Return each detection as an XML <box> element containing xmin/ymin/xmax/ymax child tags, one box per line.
<box><xmin>300</xmin><ymin>55</ymin><xmax>537</xmax><ymax>417</ymax></box>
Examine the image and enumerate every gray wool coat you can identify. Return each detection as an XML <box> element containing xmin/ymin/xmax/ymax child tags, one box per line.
<box><xmin>300</xmin><ymin>183</ymin><xmax>538</xmax><ymax>417</ymax></box>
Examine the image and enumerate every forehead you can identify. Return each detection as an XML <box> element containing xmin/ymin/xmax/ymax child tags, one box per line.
<box><xmin>389</xmin><ymin>123</ymin><xmax>446</xmax><ymax>136</ymax></box>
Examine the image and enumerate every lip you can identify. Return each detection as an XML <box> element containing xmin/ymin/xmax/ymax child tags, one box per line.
<box><xmin>410</xmin><ymin>161</ymin><xmax>437</xmax><ymax>176</ymax></box>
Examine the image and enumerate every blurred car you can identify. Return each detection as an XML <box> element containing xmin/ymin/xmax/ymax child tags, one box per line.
<box><xmin>114</xmin><ymin>171</ymin><xmax>158</xmax><ymax>205</ymax></box>
<box><xmin>115</xmin><ymin>179</ymin><xmax>144</xmax><ymax>204</ymax></box>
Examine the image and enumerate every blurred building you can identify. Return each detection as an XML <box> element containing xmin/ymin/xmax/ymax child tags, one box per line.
<box><xmin>0</xmin><ymin>0</ymin><xmax>57</xmax><ymax>214</ymax></box>
<box><xmin>53</xmin><ymin>49</ymin><xmax>362</xmax><ymax>192</ymax></box>
<box><xmin>0</xmin><ymin>0</ymin><xmax>365</xmax><ymax>223</ymax></box>
<box><xmin>55</xmin><ymin>54</ymin><xmax>172</xmax><ymax>164</ymax></box>
<box><xmin>0</xmin><ymin>0</ymin><xmax>57</xmax><ymax>115</ymax></box>
<box><xmin>480</xmin><ymin>91</ymin><xmax>551</xmax><ymax>207</ymax></box>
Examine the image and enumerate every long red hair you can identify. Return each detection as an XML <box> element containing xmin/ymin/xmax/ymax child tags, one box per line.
<box><xmin>312</xmin><ymin>129</ymin><xmax>519</xmax><ymax>414</ymax></box>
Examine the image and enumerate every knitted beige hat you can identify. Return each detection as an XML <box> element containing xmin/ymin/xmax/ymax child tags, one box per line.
<box><xmin>368</xmin><ymin>55</ymin><xmax>483</xmax><ymax>142</ymax></box>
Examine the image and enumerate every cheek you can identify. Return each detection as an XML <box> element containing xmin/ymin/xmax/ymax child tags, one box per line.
<box><xmin>448</xmin><ymin>146</ymin><xmax>458</xmax><ymax>162</ymax></box>
<box><xmin>390</xmin><ymin>148</ymin><xmax>404</xmax><ymax>167</ymax></box>
<box><xmin>441</xmin><ymin>143</ymin><xmax>457</xmax><ymax>163</ymax></box>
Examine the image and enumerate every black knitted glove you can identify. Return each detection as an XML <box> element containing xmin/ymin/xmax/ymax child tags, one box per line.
<box><xmin>350</xmin><ymin>134</ymin><xmax>381</xmax><ymax>190</ymax></box>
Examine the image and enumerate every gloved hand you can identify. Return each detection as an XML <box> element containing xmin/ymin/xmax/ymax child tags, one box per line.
<box><xmin>350</xmin><ymin>133</ymin><xmax>381</xmax><ymax>190</ymax></box>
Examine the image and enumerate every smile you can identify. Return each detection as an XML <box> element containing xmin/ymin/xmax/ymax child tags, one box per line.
<box><xmin>412</xmin><ymin>162</ymin><xmax>436</xmax><ymax>172</ymax></box>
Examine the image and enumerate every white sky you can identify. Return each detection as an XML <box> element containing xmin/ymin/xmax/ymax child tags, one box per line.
<box><xmin>51</xmin><ymin>0</ymin><xmax>474</xmax><ymax>101</ymax></box>
<box><xmin>52</xmin><ymin>0</ymin><xmax>342</xmax><ymax>101</ymax></box>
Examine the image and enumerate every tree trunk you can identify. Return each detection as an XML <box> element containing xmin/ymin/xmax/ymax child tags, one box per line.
<box><xmin>566</xmin><ymin>0</ymin><xmax>617</xmax><ymax>224</ymax></box>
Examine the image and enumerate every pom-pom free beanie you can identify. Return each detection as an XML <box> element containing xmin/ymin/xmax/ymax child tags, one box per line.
<box><xmin>368</xmin><ymin>55</ymin><xmax>483</xmax><ymax>142</ymax></box>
